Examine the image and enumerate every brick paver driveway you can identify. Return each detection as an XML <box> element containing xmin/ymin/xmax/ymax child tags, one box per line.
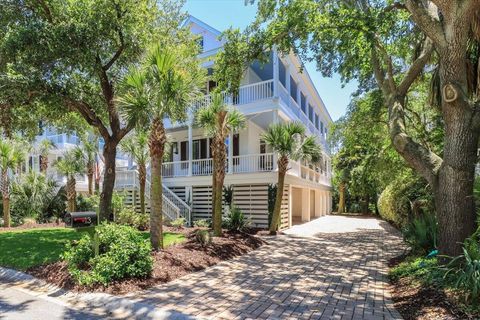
<box><xmin>129</xmin><ymin>215</ymin><xmax>406</xmax><ymax>320</ymax></box>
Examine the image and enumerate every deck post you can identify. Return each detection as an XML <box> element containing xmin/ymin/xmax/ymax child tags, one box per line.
<box><xmin>188</xmin><ymin>121</ymin><xmax>193</xmax><ymax>177</ymax></box>
<box><xmin>228</xmin><ymin>132</ymin><xmax>233</xmax><ymax>174</ymax></box>
<box><xmin>273</xmin><ymin>48</ymin><xmax>279</xmax><ymax>98</ymax></box>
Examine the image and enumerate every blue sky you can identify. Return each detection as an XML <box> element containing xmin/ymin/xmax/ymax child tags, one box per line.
<box><xmin>184</xmin><ymin>0</ymin><xmax>358</xmax><ymax>121</ymax></box>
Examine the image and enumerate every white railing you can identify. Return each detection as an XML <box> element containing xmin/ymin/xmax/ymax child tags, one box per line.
<box><xmin>236</xmin><ymin>80</ymin><xmax>274</xmax><ymax>104</ymax></box>
<box><xmin>162</xmin><ymin>195</ymin><xmax>181</xmax><ymax>221</ymax></box>
<box><xmin>192</xmin><ymin>80</ymin><xmax>274</xmax><ymax>112</ymax></box>
<box><xmin>232</xmin><ymin>153</ymin><xmax>275</xmax><ymax>173</ymax></box>
<box><xmin>192</xmin><ymin>158</ymin><xmax>213</xmax><ymax>176</ymax></box>
<box><xmin>162</xmin><ymin>161</ymin><xmax>189</xmax><ymax>178</ymax></box>
<box><xmin>162</xmin><ymin>184</ymin><xmax>192</xmax><ymax>224</ymax></box>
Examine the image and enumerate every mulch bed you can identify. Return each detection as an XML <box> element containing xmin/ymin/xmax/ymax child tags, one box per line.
<box><xmin>388</xmin><ymin>255</ymin><xmax>473</xmax><ymax>320</ymax></box>
<box><xmin>28</xmin><ymin>228</ymin><xmax>266</xmax><ymax>295</ymax></box>
<box><xmin>0</xmin><ymin>222</ymin><xmax>65</xmax><ymax>232</ymax></box>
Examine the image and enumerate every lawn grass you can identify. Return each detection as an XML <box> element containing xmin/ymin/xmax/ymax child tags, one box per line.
<box><xmin>0</xmin><ymin>228</ymin><xmax>186</xmax><ymax>271</ymax></box>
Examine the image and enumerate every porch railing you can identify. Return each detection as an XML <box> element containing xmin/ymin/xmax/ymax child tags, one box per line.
<box><xmin>232</xmin><ymin>153</ymin><xmax>274</xmax><ymax>173</ymax></box>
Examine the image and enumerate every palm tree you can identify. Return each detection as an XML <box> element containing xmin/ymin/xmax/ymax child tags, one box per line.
<box><xmin>0</xmin><ymin>139</ymin><xmax>24</xmax><ymax>227</ymax></box>
<box><xmin>119</xmin><ymin>44</ymin><xmax>204</xmax><ymax>250</ymax></box>
<box><xmin>120</xmin><ymin>130</ymin><xmax>150</xmax><ymax>215</ymax></box>
<box><xmin>54</xmin><ymin>149</ymin><xmax>85</xmax><ymax>212</ymax></box>
<box><xmin>262</xmin><ymin>122</ymin><xmax>322</xmax><ymax>234</ymax></box>
<box><xmin>37</xmin><ymin>139</ymin><xmax>56</xmax><ymax>173</ymax></box>
<box><xmin>76</xmin><ymin>133</ymin><xmax>99</xmax><ymax>195</ymax></box>
<box><xmin>196</xmin><ymin>92</ymin><xmax>246</xmax><ymax>236</ymax></box>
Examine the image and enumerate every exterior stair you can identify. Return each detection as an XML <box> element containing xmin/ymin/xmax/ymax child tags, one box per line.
<box><xmin>113</xmin><ymin>169</ymin><xmax>192</xmax><ymax>224</ymax></box>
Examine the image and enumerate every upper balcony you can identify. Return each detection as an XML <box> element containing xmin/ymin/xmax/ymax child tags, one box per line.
<box><xmin>161</xmin><ymin>153</ymin><xmax>331</xmax><ymax>186</ymax></box>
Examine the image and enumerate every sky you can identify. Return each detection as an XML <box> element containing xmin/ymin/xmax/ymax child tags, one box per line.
<box><xmin>183</xmin><ymin>0</ymin><xmax>358</xmax><ymax>121</ymax></box>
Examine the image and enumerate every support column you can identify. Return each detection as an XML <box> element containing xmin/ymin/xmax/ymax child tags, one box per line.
<box><xmin>315</xmin><ymin>189</ymin><xmax>322</xmax><ymax>218</ymax></box>
<box><xmin>327</xmin><ymin>191</ymin><xmax>332</xmax><ymax>214</ymax></box>
<box><xmin>322</xmin><ymin>191</ymin><xmax>328</xmax><ymax>216</ymax></box>
<box><xmin>301</xmin><ymin>188</ymin><xmax>310</xmax><ymax>222</ymax></box>
<box><xmin>288</xmin><ymin>184</ymin><xmax>293</xmax><ymax>228</ymax></box>
<box><xmin>228</xmin><ymin>132</ymin><xmax>233</xmax><ymax>174</ymax></box>
<box><xmin>273</xmin><ymin>48</ymin><xmax>279</xmax><ymax>98</ymax></box>
<box><xmin>188</xmin><ymin>122</ymin><xmax>193</xmax><ymax>177</ymax></box>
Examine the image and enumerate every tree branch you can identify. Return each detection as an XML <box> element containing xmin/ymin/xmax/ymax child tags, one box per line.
<box><xmin>64</xmin><ymin>98</ymin><xmax>111</xmax><ymax>140</ymax></box>
<box><xmin>398</xmin><ymin>37</ymin><xmax>434</xmax><ymax>96</ymax></box>
<box><xmin>405</xmin><ymin>0</ymin><xmax>446</xmax><ymax>49</ymax></box>
<box><xmin>388</xmin><ymin>96</ymin><xmax>442</xmax><ymax>185</ymax></box>
<box><xmin>35</xmin><ymin>0</ymin><xmax>53</xmax><ymax>23</ymax></box>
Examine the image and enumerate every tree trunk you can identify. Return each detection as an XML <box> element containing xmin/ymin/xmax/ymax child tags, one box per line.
<box><xmin>270</xmin><ymin>156</ymin><xmax>289</xmax><ymax>234</ymax></box>
<box><xmin>149</xmin><ymin>118</ymin><xmax>166</xmax><ymax>250</ymax></box>
<box><xmin>67</xmin><ymin>176</ymin><xmax>76</xmax><ymax>212</ymax></box>
<box><xmin>2</xmin><ymin>170</ymin><xmax>10</xmax><ymax>227</ymax></box>
<box><xmin>99</xmin><ymin>140</ymin><xmax>117</xmax><ymax>221</ymax></box>
<box><xmin>213</xmin><ymin>169</ymin><xmax>225</xmax><ymax>236</ymax></box>
<box><xmin>270</xmin><ymin>168</ymin><xmax>286</xmax><ymax>234</ymax></box>
<box><xmin>139</xmin><ymin>164</ymin><xmax>146</xmax><ymax>216</ymax></box>
<box><xmin>87</xmin><ymin>162</ymin><xmax>94</xmax><ymax>196</ymax></box>
<box><xmin>2</xmin><ymin>196</ymin><xmax>10</xmax><ymax>228</ymax></box>
<box><xmin>338</xmin><ymin>182</ymin><xmax>346</xmax><ymax>213</ymax></box>
<box><xmin>361</xmin><ymin>195</ymin><xmax>369</xmax><ymax>214</ymax></box>
<box><xmin>40</xmin><ymin>155</ymin><xmax>48</xmax><ymax>173</ymax></box>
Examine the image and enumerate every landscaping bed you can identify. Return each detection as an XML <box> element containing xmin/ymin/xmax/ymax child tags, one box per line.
<box><xmin>27</xmin><ymin>228</ymin><xmax>265</xmax><ymax>294</ymax></box>
<box><xmin>388</xmin><ymin>254</ymin><xmax>476</xmax><ymax>320</ymax></box>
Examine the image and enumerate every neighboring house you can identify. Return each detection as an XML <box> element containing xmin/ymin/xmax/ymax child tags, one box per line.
<box><xmin>26</xmin><ymin>16</ymin><xmax>333</xmax><ymax>228</ymax></box>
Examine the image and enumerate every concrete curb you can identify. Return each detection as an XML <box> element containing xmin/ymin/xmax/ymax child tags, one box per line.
<box><xmin>0</xmin><ymin>266</ymin><xmax>198</xmax><ymax>319</ymax></box>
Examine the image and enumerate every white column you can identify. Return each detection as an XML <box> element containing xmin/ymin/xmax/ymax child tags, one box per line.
<box><xmin>288</xmin><ymin>184</ymin><xmax>293</xmax><ymax>228</ymax></box>
<box><xmin>323</xmin><ymin>191</ymin><xmax>328</xmax><ymax>216</ymax></box>
<box><xmin>228</xmin><ymin>132</ymin><xmax>233</xmax><ymax>174</ymax></box>
<box><xmin>301</xmin><ymin>188</ymin><xmax>310</xmax><ymax>222</ymax></box>
<box><xmin>273</xmin><ymin>48</ymin><xmax>279</xmax><ymax>98</ymax></box>
<box><xmin>272</xmin><ymin>110</ymin><xmax>279</xmax><ymax>169</ymax></box>
<box><xmin>315</xmin><ymin>189</ymin><xmax>322</xmax><ymax>218</ymax></box>
<box><xmin>327</xmin><ymin>191</ymin><xmax>332</xmax><ymax>214</ymax></box>
<box><xmin>188</xmin><ymin>123</ymin><xmax>193</xmax><ymax>177</ymax></box>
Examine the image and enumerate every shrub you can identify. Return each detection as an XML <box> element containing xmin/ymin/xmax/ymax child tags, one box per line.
<box><xmin>443</xmin><ymin>232</ymin><xmax>480</xmax><ymax>304</ymax></box>
<box><xmin>378</xmin><ymin>173</ymin><xmax>433</xmax><ymax>228</ymax></box>
<box><xmin>115</xmin><ymin>207</ymin><xmax>149</xmax><ymax>231</ymax></box>
<box><xmin>170</xmin><ymin>217</ymin><xmax>186</xmax><ymax>228</ymax></box>
<box><xmin>223</xmin><ymin>185</ymin><xmax>233</xmax><ymax>208</ymax></box>
<box><xmin>9</xmin><ymin>172</ymin><xmax>63</xmax><ymax>225</ymax></box>
<box><xmin>195</xmin><ymin>229</ymin><xmax>212</xmax><ymax>247</ymax></box>
<box><xmin>223</xmin><ymin>206</ymin><xmax>249</xmax><ymax>232</ymax></box>
<box><xmin>403</xmin><ymin>213</ymin><xmax>437</xmax><ymax>253</ymax></box>
<box><xmin>62</xmin><ymin>223</ymin><xmax>153</xmax><ymax>286</ymax></box>
<box><xmin>76</xmin><ymin>194</ymin><xmax>99</xmax><ymax>212</ymax></box>
<box><xmin>193</xmin><ymin>219</ymin><xmax>210</xmax><ymax>228</ymax></box>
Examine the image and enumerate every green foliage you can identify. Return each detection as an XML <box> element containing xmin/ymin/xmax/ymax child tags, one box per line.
<box><xmin>0</xmin><ymin>228</ymin><xmax>82</xmax><ymax>270</ymax></box>
<box><xmin>195</xmin><ymin>229</ymin><xmax>212</xmax><ymax>247</ymax></box>
<box><xmin>170</xmin><ymin>217</ymin><xmax>186</xmax><ymax>229</ymax></box>
<box><xmin>10</xmin><ymin>172</ymin><xmax>63</xmax><ymax>224</ymax></box>
<box><xmin>63</xmin><ymin>223</ymin><xmax>153</xmax><ymax>286</ymax></box>
<box><xmin>193</xmin><ymin>219</ymin><xmax>211</xmax><ymax>228</ymax></box>
<box><xmin>377</xmin><ymin>172</ymin><xmax>433</xmax><ymax>228</ymax></box>
<box><xmin>223</xmin><ymin>185</ymin><xmax>234</xmax><ymax>208</ymax></box>
<box><xmin>403</xmin><ymin>213</ymin><xmax>438</xmax><ymax>254</ymax></box>
<box><xmin>76</xmin><ymin>194</ymin><xmax>99</xmax><ymax>212</ymax></box>
<box><xmin>111</xmin><ymin>191</ymin><xmax>125</xmax><ymax>217</ymax></box>
<box><xmin>389</xmin><ymin>256</ymin><xmax>439</xmax><ymax>283</ymax></box>
<box><xmin>262</xmin><ymin>122</ymin><xmax>322</xmax><ymax>163</ymax></box>
<box><xmin>223</xmin><ymin>207</ymin><xmax>250</xmax><ymax>232</ymax></box>
<box><xmin>54</xmin><ymin>149</ymin><xmax>86</xmax><ymax>178</ymax></box>
<box><xmin>120</xmin><ymin>130</ymin><xmax>150</xmax><ymax>168</ymax></box>
<box><xmin>443</xmin><ymin>232</ymin><xmax>480</xmax><ymax>304</ymax></box>
<box><xmin>115</xmin><ymin>207</ymin><xmax>149</xmax><ymax>231</ymax></box>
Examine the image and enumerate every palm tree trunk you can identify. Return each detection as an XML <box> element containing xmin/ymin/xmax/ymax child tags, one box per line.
<box><xmin>211</xmin><ymin>136</ymin><xmax>226</xmax><ymax>237</ymax></box>
<box><xmin>87</xmin><ymin>162</ymin><xmax>94</xmax><ymax>195</ymax></box>
<box><xmin>213</xmin><ymin>171</ymin><xmax>225</xmax><ymax>236</ymax></box>
<box><xmin>1</xmin><ymin>170</ymin><xmax>10</xmax><ymax>227</ymax></box>
<box><xmin>149</xmin><ymin>117</ymin><xmax>166</xmax><ymax>250</ymax></box>
<box><xmin>67</xmin><ymin>176</ymin><xmax>76</xmax><ymax>212</ymax></box>
<box><xmin>338</xmin><ymin>182</ymin><xmax>346</xmax><ymax>213</ymax></box>
<box><xmin>139</xmin><ymin>164</ymin><xmax>146</xmax><ymax>216</ymax></box>
<box><xmin>270</xmin><ymin>168</ymin><xmax>286</xmax><ymax>234</ymax></box>
<box><xmin>40</xmin><ymin>155</ymin><xmax>48</xmax><ymax>173</ymax></box>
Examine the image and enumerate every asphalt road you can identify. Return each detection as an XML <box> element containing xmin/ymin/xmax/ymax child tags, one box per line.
<box><xmin>0</xmin><ymin>283</ymin><xmax>103</xmax><ymax>320</ymax></box>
